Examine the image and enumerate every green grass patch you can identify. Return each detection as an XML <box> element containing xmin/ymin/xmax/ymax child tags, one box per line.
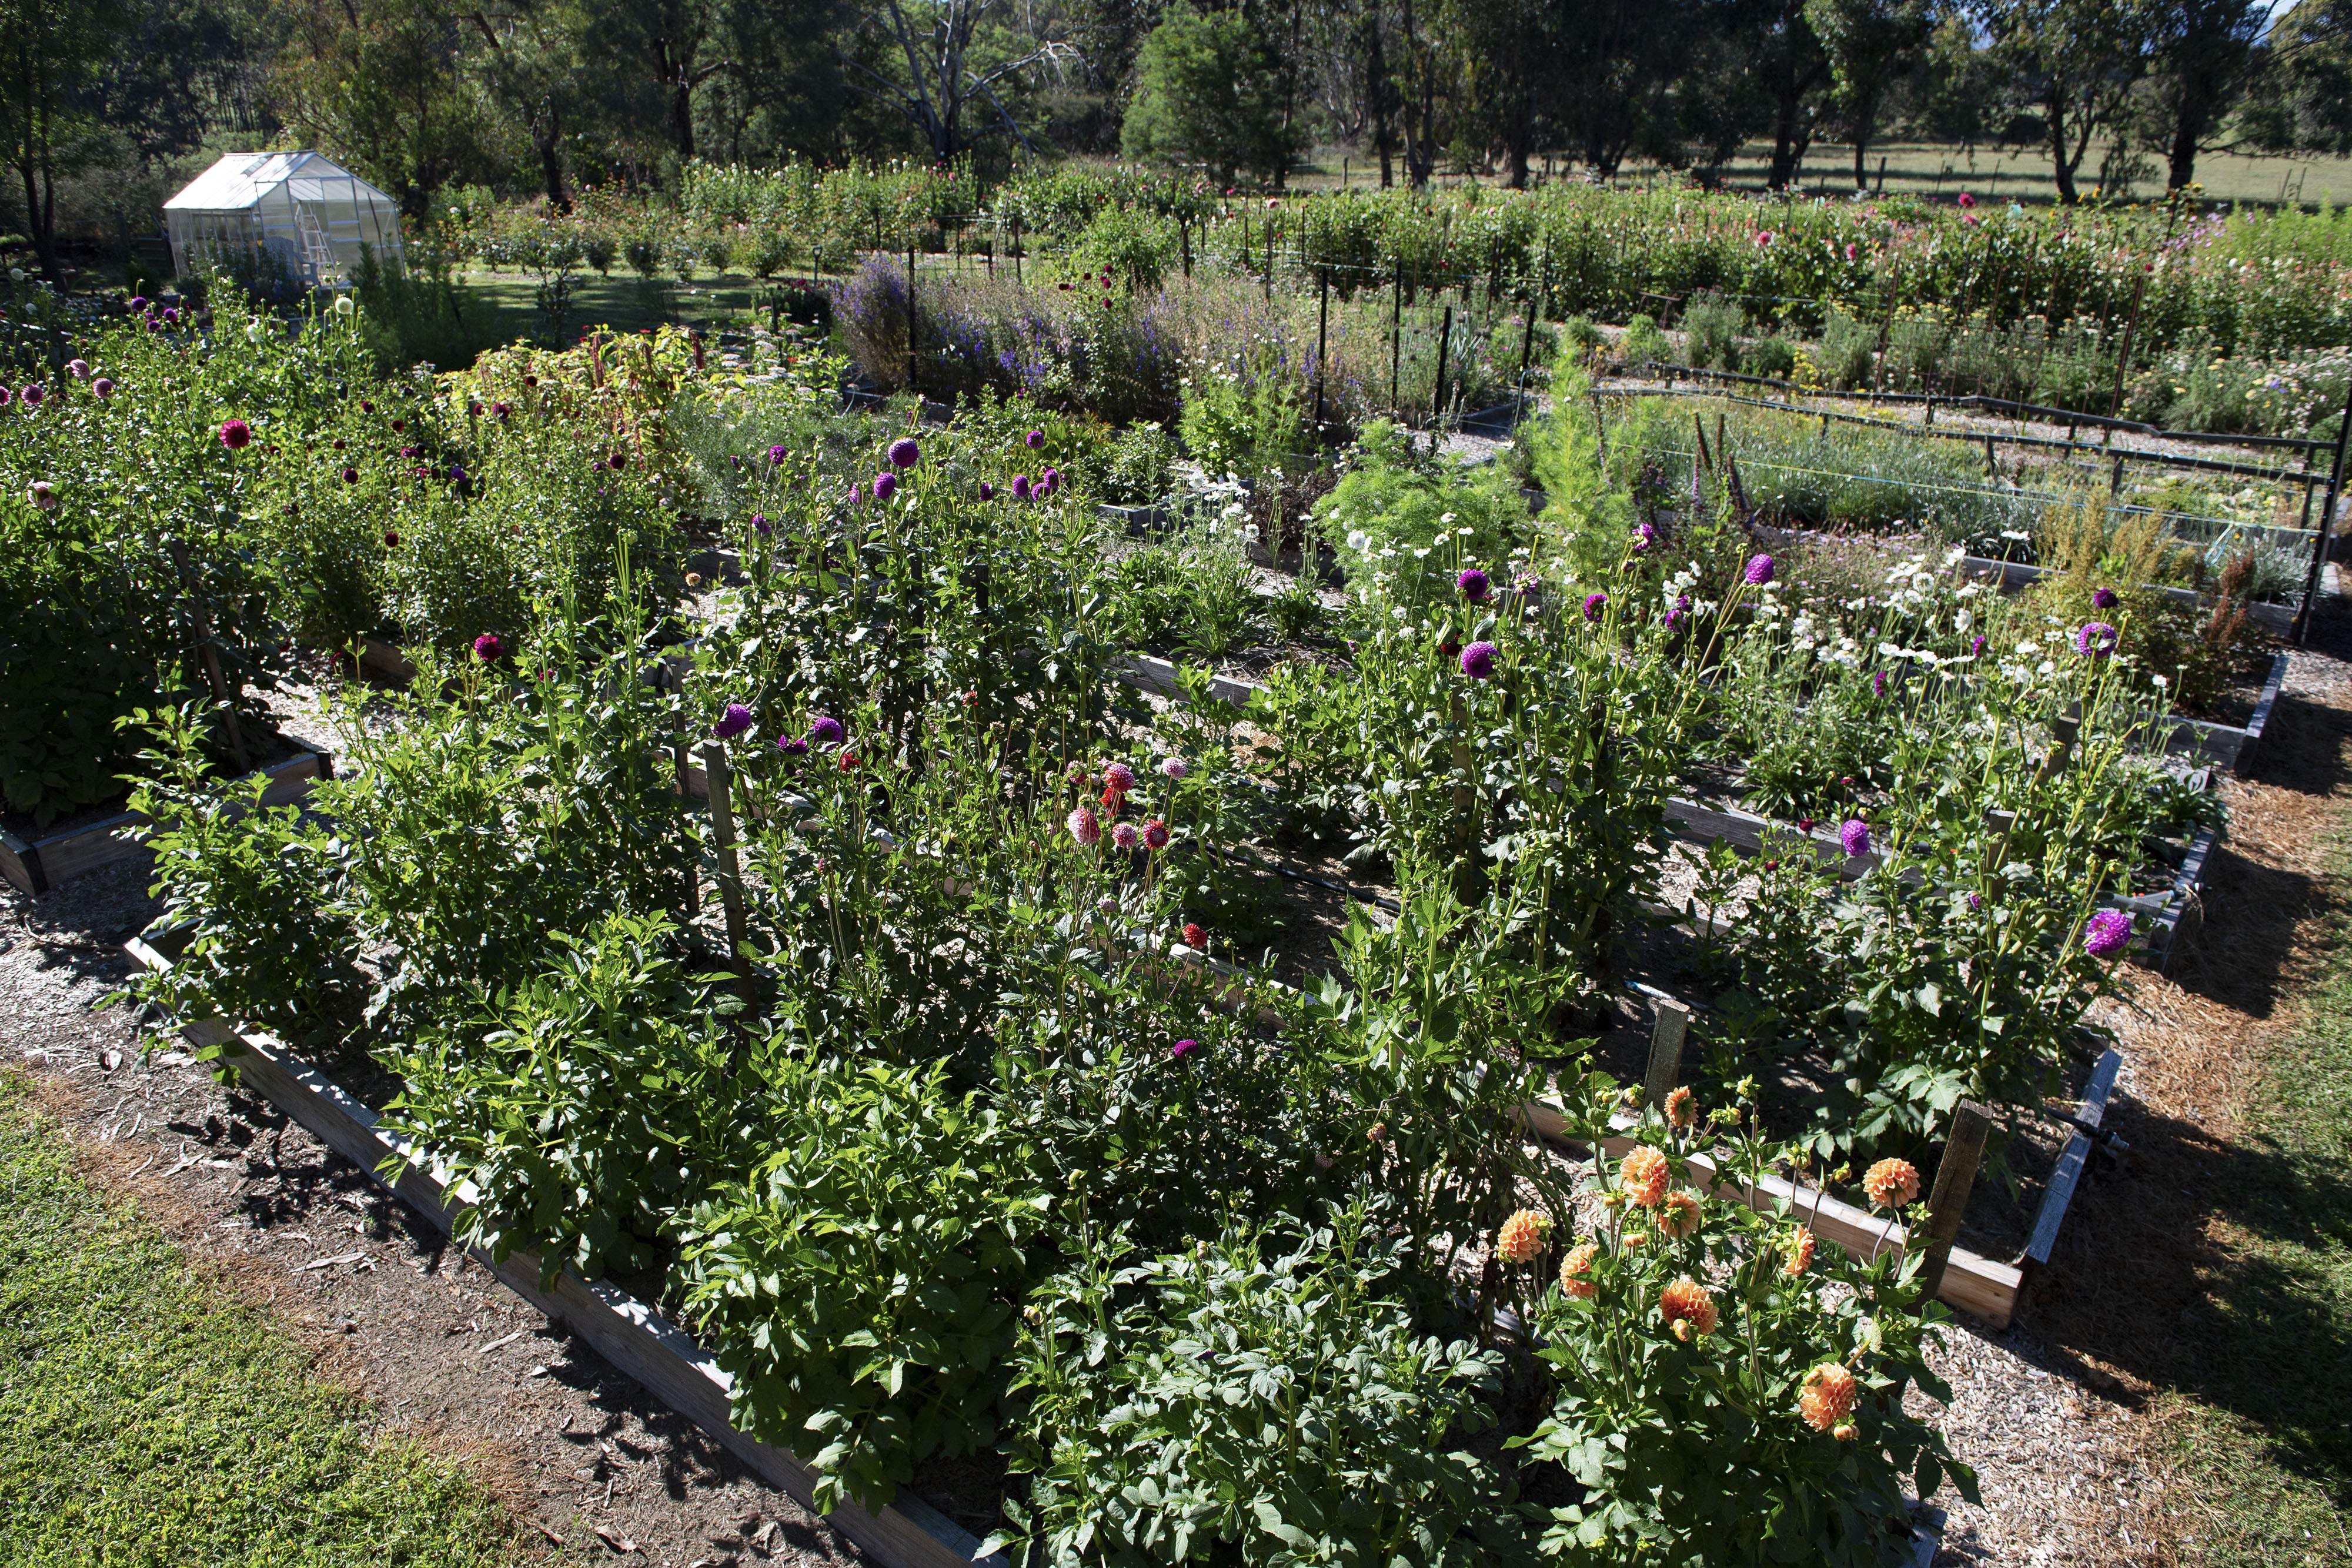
<box><xmin>2163</xmin><ymin>861</ymin><xmax>2352</xmax><ymax>1567</ymax></box>
<box><xmin>0</xmin><ymin>1075</ymin><xmax>529</xmax><ymax>1568</ymax></box>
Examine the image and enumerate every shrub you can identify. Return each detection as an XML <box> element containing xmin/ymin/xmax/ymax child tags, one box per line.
<box><xmin>1680</xmin><ymin>293</ymin><xmax>1745</xmax><ymax>372</ymax></box>
<box><xmin>383</xmin><ymin>910</ymin><xmax>736</xmax><ymax>1283</ymax></box>
<box><xmin>1004</xmin><ymin>1207</ymin><xmax>1522</xmax><ymax>1564</ymax></box>
<box><xmin>1818</xmin><ymin>307</ymin><xmax>1880</xmax><ymax>389</ymax></box>
<box><xmin>681</xmin><ymin>1057</ymin><xmax>1051</xmax><ymax>1513</ymax></box>
<box><xmin>1619</xmin><ymin>313</ymin><xmax>1669</xmax><ymax>366</ymax></box>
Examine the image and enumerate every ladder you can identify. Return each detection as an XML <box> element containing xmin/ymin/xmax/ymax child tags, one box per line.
<box><xmin>293</xmin><ymin>203</ymin><xmax>342</xmax><ymax>285</ymax></box>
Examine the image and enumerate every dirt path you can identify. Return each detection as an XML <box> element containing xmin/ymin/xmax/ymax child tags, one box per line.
<box><xmin>0</xmin><ymin>870</ymin><xmax>857</xmax><ymax>1568</ymax></box>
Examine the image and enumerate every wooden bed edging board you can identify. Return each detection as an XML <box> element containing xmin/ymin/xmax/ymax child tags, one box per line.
<box><xmin>1125</xmin><ymin>653</ymin><xmax>2213</xmax><ymax>967</ymax></box>
<box><xmin>1152</xmin><ymin>934</ymin><xmax>2023</xmax><ymax>1329</ymax></box>
<box><xmin>121</xmin><ymin>937</ymin><xmax>1006</xmax><ymax>1568</ymax></box>
<box><xmin>1514</xmin><ymin>1096</ymin><xmax>2020</xmax><ymax>1328</ymax></box>
<box><xmin>2024</xmin><ymin>1049</ymin><xmax>2123</xmax><ymax>1269</ymax></box>
<box><xmin>1956</xmin><ymin>556</ymin><xmax>2297</xmax><ymax>640</ymax></box>
<box><xmin>1</xmin><ymin>749</ymin><xmax>333</xmax><ymax>898</ymax></box>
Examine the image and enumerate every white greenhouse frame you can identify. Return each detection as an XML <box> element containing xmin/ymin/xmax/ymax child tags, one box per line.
<box><xmin>163</xmin><ymin>152</ymin><xmax>405</xmax><ymax>289</ymax></box>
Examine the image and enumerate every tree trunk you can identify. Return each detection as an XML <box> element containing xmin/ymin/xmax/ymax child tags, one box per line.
<box><xmin>2166</xmin><ymin>91</ymin><xmax>2207</xmax><ymax>191</ymax></box>
<box><xmin>539</xmin><ymin>129</ymin><xmax>570</xmax><ymax>212</ymax></box>
<box><xmin>1367</xmin><ymin>18</ymin><xmax>1395</xmax><ymax>188</ymax></box>
<box><xmin>671</xmin><ymin>82</ymin><xmax>695</xmax><ymax>157</ymax></box>
<box><xmin>2045</xmin><ymin>92</ymin><xmax>2079</xmax><ymax>205</ymax></box>
<box><xmin>1768</xmin><ymin>76</ymin><xmax>1805</xmax><ymax>188</ymax></box>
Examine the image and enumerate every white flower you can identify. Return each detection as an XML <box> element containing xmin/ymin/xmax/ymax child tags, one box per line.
<box><xmin>1346</xmin><ymin>530</ymin><xmax>1369</xmax><ymax>551</ymax></box>
<box><xmin>334</xmin><ymin>295</ymin><xmax>356</xmax><ymax>317</ymax></box>
<box><xmin>1412</xmin><ymin>547</ymin><xmax>1431</xmax><ymax>559</ymax></box>
<box><xmin>1391</xmin><ymin>605</ymin><xmax>1408</xmax><ymax>620</ymax></box>
<box><xmin>1955</xmin><ymin>609</ymin><xmax>1973</xmax><ymax>634</ymax></box>
<box><xmin>2037</xmin><ymin>658</ymin><xmax>2056</xmax><ymax>675</ymax></box>
<box><xmin>1439</xmin><ymin>512</ymin><xmax>1456</xmax><ymax>525</ymax></box>
<box><xmin>2153</xmin><ymin>673</ymin><xmax>2170</xmax><ymax>688</ymax></box>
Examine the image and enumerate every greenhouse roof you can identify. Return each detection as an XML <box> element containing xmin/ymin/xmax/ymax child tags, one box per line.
<box><xmin>164</xmin><ymin>152</ymin><xmax>386</xmax><ymax>213</ymax></box>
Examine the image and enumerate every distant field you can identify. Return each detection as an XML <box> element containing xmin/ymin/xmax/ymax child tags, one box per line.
<box><xmin>1289</xmin><ymin>140</ymin><xmax>2352</xmax><ymax>209</ymax></box>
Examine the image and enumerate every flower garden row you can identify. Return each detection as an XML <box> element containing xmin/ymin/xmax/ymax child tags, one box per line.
<box><xmin>9</xmin><ymin>290</ymin><xmax>2257</xmax><ymax>1560</ymax></box>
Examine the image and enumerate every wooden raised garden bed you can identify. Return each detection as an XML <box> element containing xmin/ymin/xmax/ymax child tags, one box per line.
<box><xmin>123</xmin><ymin>931</ymin><xmax>1005</xmax><ymax>1568</ymax></box>
<box><xmin>2</xmin><ymin>747</ymin><xmax>333</xmax><ymax>898</ymax></box>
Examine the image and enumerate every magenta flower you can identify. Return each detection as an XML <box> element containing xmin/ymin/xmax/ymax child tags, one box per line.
<box><xmin>767</xmin><ymin>443</ymin><xmax>788</xmax><ymax>465</ymax></box>
<box><xmin>0</xmin><ymin>387</ymin><xmax>12</xmax><ymax>407</ymax></box>
<box><xmin>1112</xmin><ymin>821</ymin><xmax>1140</xmax><ymax>850</ymax></box>
<box><xmin>219</xmin><ymin>418</ymin><xmax>252</xmax><ymax>450</ymax></box>
<box><xmin>888</xmin><ymin>436</ymin><xmax>921</xmax><ymax>469</ymax></box>
<box><xmin>1067</xmin><ymin>805</ymin><xmax>1101</xmax><ymax>847</ymax></box>
<box><xmin>1458</xmin><ymin>567</ymin><xmax>1490</xmax><ymax>603</ymax></box>
<box><xmin>713</xmin><ymin>703</ymin><xmax>754</xmax><ymax>739</ymax></box>
<box><xmin>1969</xmin><ymin>635</ymin><xmax>1986</xmax><ymax>657</ymax></box>
<box><xmin>806</xmin><ymin>716</ymin><xmax>844</xmax><ymax>748</ymax></box>
<box><xmin>978</xmin><ymin>481</ymin><xmax>994</xmax><ymax>500</ymax></box>
<box><xmin>2092</xmin><ymin>586</ymin><xmax>2119</xmax><ymax>610</ymax></box>
<box><xmin>2076</xmin><ymin>621</ymin><xmax>2119</xmax><ymax>658</ymax></box>
<box><xmin>91</xmin><ymin>377</ymin><xmax>113</xmax><ymax>400</ymax></box>
<box><xmin>342</xmin><ymin>466</ymin><xmax>359</xmax><ymax>484</ymax></box>
<box><xmin>473</xmin><ymin>633</ymin><xmax>504</xmax><ymax>661</ymax></box>
<box><xmin>1103</xmin><ymin>761</ymin><xmax>1137</xmax><ymax>794</ymax></box>
<box><xmin>2084</xmin><ymin>908</ymin><xmax>2131</xmax><ymax>959</ymax></box>
<box><xmin>1040</xmin><ymin>466</ymin><xmax>1060</xmax><ymax>493</ymax></box>
<box><xmin>1633</xmin><ymin>520</ymin><xmax>1656</xmax><ymax>553</ymax></box>
<box><xmin>1459</xmin><ymin>640</ymin><xmax>1498</xmax><ymax>679</ymax></box>
<box><xmin>1160</xmin><ymin>756</ymin><xmax>1188</xmax><ymax>780</ymax></box>
<box><xmin>873</xmin><ymin>471</ymin><xmax>897</xmax><ymax>501</ymax></box>
<box><xmin>752</xmin><ymin>513</ymin><xmax>771</xmax><ymax>535</ymax></box>
<box><xmin>20</xmin><ymin>383</ymin><xmax>44</xmax><ymax>406</ymax></box>
<box><xmin>776</xmin><ymin>735</ymin><xmax>808</xmax><ymax>756</ymax></box>
<box><xmin>1956</xmin><ymin>191</ymin><xmax>1976</xmax><ymax>209</ymax></box>
<box><xmin>1583</xmin><ymin>591</ymin><xmax>1607</xmax><ymax>622</ymax></box>
<box><xmin>1872</xmin><ymin>670</ymin><xmax>1888</xmax><ymax>697</ymax></box>
<box><xmin>1013</xmin><ymin>474</ymin><xmax>1032</xmax><ymax>499</ymax></box>
<box><xmin>1743</xmin><ymin>553</ymin><xmax>1775</xmax><ymax>586</ymax></box>
<box><xmin>1170</xmin><ymin>1038</ymin><xmax>1198</xmax><ymax>1059</ymax></box>
<box><xmin>65</xmin><ymin>359</ymin><xmax>87</xmax><ymax>380</ymax></box>
<box><xmin>1839</xmin><ymin>819</ymin><xmax>1872</xmax><ymax>858</ymax></box>
<box><xmin>1666</xmin><ymin>594</ymin><xmax>1690</xmax><ymax>630</ymax></box>
<box><xmin>1142</xmin><ymin>819</ymin><xmax>1170</xmax><ymax>850</ymax></box>
<box><xmin>1025</xmin><ymin>428</ymin><xmax>1045</xmax><ymax>449</ymax></box>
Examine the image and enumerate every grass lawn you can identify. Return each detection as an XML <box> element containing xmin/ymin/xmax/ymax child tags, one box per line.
<box><xmin>0</xmin><ymin>1075</ymin><xmax>530</xmax><ymax>1568</ymax></box>
<box><xmin>2158</xmin><ymin>843</ymin><xmax>2352</xmax><ymax>1566</ymax></box>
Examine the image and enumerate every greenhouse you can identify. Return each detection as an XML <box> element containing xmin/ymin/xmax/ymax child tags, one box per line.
<box><xmin>162</xmin><ymin>152</ymin><xmax>404</xmax><ymax>288</ymax></box>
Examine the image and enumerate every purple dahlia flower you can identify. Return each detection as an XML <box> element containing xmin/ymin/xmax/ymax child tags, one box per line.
<box><xmin>2076</xmin><ymin>621</ymin><xmax>2118</xmax><ymax>658</ymax></box>
<box><xmin>873</xmin><ymin>471</ymin><xmax>897</xmax><ymax>501</ymax></box>
<box><xmin>978</xmin><ymin>480</ymin><xmax>994</xmax><ymax>500</ymax></box>
<box><xmin>1170</xmin><ymin>1037</ymin><xmax>1198</xmax><ymax>1059</ymax></box>
<box><xmin>713</xmin><ymin>703</ymin><xmax>754</xmax><ymax>739</ymax></box>
<box><xmin>1583</xmin><ymin>591</ymin><xmax>1608</xmax><ymax>622</ymax></box>
<box><xmin>806</xmin><ymin>716</ymin><xmax>844</xmax><ymax>748</ymax></box>
<box><xmin>1459</xmin><ymin>640</ymin><xmax>1498</xmax><ymax>679</ymax></box>
<box><xmin>776</xmin><ymin>734</ymin><xmax>807</xmax><ymax>756</ymax></box>
<box><xmin>1458</xmin><ymin>568</ymin><xmax>1490</xmax><ymax>603</ymax></box>
<box><xmin>2092</xmin><ymin>586</ymin><xmax>2119</xmax><ymax>610</ymax></box>
<box><xmin>2084</xmin><ymin>908</ymin><xmax>2132</xmax><ymax>958</ymax></box>
<box><xmin>1025</xmin><ymin>428</ymin><xmax>1045</xmax><ymax>449</ymax></box>
<box><xmin>1633</xmin><ymin>520</ymin><xmax>1656</xmax><ymax>553</ymax></box>
<box><xmin>1839</xmin><ymin>819</ymin><xmax>1872</xmax><ymax>859</ymax></box>
<box><xmin>1744</xmin><ymin>553</ymin><xmax>1775</xmax><ymax>586</ymax></box>
<box><xmin>1012</xmin><ymin>474</ymin><xmax>1031</xmax><ymax>499</ymax></box>
<box><xmin>888</xmin><ymin>436</ymin><xmax>921</xmax><ymax>469</ymax></box>
<box><xmin>473</xmin><ymin>632</ymin><xmax>503</xmax><ymax>661</ymax></box>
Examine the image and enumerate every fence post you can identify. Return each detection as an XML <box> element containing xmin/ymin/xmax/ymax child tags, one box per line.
<box><xmin>673</xmin><ymin>700</ymin><xmax>700</xmax><ymax>920</ymax></box>
<box><xmin>1313</xmin><ymin>269</ymin><xmax>1329</xmax><ymax>440</ymax></box>
<box><xmin>165</xmin><ymin>540</ymin><xmax>250</xmax><ymax>771</ymax></box>
<box><xmin>2108</xmin><ymin>265</ymin><xmax>2149</xmax><ymax>420</ymax></box>
<box><xmin>1917</xmin><ymin>1102</ymin><xmax>1993</xmax><ymax>1300</ymax></box>
<box><xmin>700</xmin><ymin>742</ymin><xmax>752</xmax><ymax>985</ymax></box>
<box><xmin>905</xmin><ymin>242</ymin><xmax>918</xmax><ymax>392</ymax></box>
<box><xmin>1390</xmin><ymin>261</ymin><xmax>1403</xmax><ymax>415</ymax></box>
<box><xmin>1642</xmin><ymin>999</ymin><xmax>1692</xmax><ymax>1114</ymax></box>
<box><xmin>1433</xmin><ymin>304</ymin><xmax>1454</xmax><ymax>431</ymax></box>
<box><xmin>2295</xmin><ymin>377</ymin><xmax>2352</xmax><ymax>646</ymax></box>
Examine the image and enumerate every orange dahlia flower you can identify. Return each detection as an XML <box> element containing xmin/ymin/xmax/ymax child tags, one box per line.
<box><xmin>1863</xmin><ymin>1158</ymin><xmax>1920</xmax><ymax>1210</ymax></box>
<box><xmin>1659</xmin><ymin>1276</ymin><xmax>1718</xmax><ymax>1335</ymax></box>
<box><xmin>1661</xmin><ymin>1191</ymin><xmax>1703</xmax><ymax>1239</ymax></box>
<box><xmin>1665</xmin><ymin>1085</ymin><xmax>1695</xmax><ymax>1129</ymax></box>
<box><xmin>1619</xmin><ymin>1146</ymin><xmax>1671</xmax><ymax>1208</ymax></box>
<box><xmin>1496</xmin><ymin>1208</ymin><xmax>1551</xmax><ymax>1265</ymax></box>
<box><xmin>1782</xmin><ymin>1226</ymin><xmax>1816</xmax><ymax>1276</ymax></box>
<box><xmin>1559</xmin><ymin>1241</ymin><xmax>1599</xmax><ymax>1300</ymax></box>
<box><xmin>1799</xmin><ymin>1363</ymin><xmax>1859</xmax><ymax>1432</ymax></box>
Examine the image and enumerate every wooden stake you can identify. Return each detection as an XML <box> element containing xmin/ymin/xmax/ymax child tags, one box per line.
<box><xmin>1917</xmin><ymin>1102</ymin><xmax>1993</xmax><ymax>1299</ymax></box>
<box><xmin>166</xmin><ymin>540</ymin><xmax>250</xmax><ymax>771</ymax></box>
<box><xmin>700</xmin><ymin>742</ymin><xmax>751</xmax><ymax>983</ymax></box>
<box><xmin>673</xmin><ymin>704</ymin><xmax>700</xmax><ymax>920</ymax></box>
<box><xmin>1642</xmin><ymin>998</ymin><xmax>1692</xmax><ymax>1113</ymax></box>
